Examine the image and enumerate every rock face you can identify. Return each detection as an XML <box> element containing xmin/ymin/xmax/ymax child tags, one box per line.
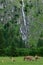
<box><xmin>0</xmin><ymin>4</ymin><xmax>3</xmax><ymax>9</ymax></box>
<box><xmin>0</xmin><ymin>0</ymin><xmax>19</xmax><ymax>24</ymax></box>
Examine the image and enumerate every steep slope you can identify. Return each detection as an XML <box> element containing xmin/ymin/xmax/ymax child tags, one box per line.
<box><xmin>0</xmin><ymin>0</ymin><xmax>43</xmax><ymax>47</ymax></box>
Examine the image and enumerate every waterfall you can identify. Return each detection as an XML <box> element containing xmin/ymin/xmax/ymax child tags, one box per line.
<box><xmin>20</xmin><ymin>0</ymin><xmax>28</xmax><ymax>46</ymax></box>
<box><xmin>22</xmin><ymin>0</ymin><xmax>26</xmax><ymax>26</ymax></box>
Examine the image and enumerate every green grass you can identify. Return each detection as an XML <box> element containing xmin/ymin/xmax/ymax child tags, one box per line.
<box><xmin>0</xmin><ymin>57</ymin><xmax>43</xmax><ymax>65</ymax></box>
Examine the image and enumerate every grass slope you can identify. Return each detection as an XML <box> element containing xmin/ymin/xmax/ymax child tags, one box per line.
<box><xmin>0</xmin><ymin>57</ymin><xmax>43</xmax><ymax>65</ymax></box>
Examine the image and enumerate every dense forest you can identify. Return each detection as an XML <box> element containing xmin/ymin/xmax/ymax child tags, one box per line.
<box><xmin>0</xmin><ymin>0</ymin><xmax>43</xmax><ymax>56</ymax></box>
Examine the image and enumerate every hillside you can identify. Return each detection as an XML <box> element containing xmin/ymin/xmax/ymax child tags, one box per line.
<box><xmin>0</xmin><ymin>0</ymin><xmax>43</xmax><ymax>48</ymax></box>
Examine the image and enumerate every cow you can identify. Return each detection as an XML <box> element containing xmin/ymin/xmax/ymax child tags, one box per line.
<box><xmin>11</xmin><ymin>57</ymin><xmax>15</xmax><ymax>62</ymax></box>
<box><xmin>24</xmin><ymin>56</ymin><xmax>35</xmax><ymax>61</ymax></box>
<box><xmin>9</xmin><ymin>57</ymin><xmax>15</xmax><ymax>62</ymax></box>
<box><xmin>35</xmin><ymin>55</ymin><xmax>40</xmax><ymax>60</ymax></box>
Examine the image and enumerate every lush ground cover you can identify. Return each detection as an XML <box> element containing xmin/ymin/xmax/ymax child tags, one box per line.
<box><xmin>0</xmin><ymin>57</ymin><xmax>43</xmax><ymax>65</ymax></box>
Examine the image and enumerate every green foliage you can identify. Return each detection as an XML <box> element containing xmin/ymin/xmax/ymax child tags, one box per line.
<box><xmin>0</xmin><ymin>21</ymin><xmax>25</xmax><ymax>56</ymax></box>
<box><xmin>14</xmin><ymin>47</ymin><xmax>43</xmax><ymax>56</ymax></box>
<box><xmin>37</xmin><ymin>32</ymin><xmax>43</xmax><ymax>47</ymax></box>
<box><xmin>0</xmin><ymin>26</ymin><xmax>5</xmax><ymax>56</ymax></box>
<box><xmin>28</xmin><ymin>0</ymin><xmax>33</xmax><ymax>9</ymax></box>
<box><xmin>37</xmin><ymin>47</ymin><xmax>43</xmax><ymax>56</ymax></box>
<box><xmin>0</xmin><ymin>0</ymin><xmax>43</xmax><ymax>57</ymax></box>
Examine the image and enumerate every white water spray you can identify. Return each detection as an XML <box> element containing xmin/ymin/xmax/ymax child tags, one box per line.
<box><xmin>22</xmin><ymin>0</ymin><xmax>26</xmax><ymax>26</ymax></box>
<box><xmin>20</xmin><ymin>0</ymin><xmax>28</xmax><ymax>46</ymax></box>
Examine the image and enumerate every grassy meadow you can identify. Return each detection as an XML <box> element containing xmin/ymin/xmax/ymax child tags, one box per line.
<box><xmin>0</xmin><ymin>57</ymin><xmax>43</xmax><ymax>65</ymax></box>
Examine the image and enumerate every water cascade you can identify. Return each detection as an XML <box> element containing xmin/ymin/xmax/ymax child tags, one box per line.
<box><xmin>20</xmin><ymin>0</ymin><xmax>28</xmax><ymax>46</ymax></box>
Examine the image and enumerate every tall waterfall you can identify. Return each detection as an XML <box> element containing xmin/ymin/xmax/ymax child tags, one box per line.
<box><xmin>20</xmin><ymin>0</ymin><xmax>28</xmax><ymax>46</ymax></box>
<box><xmin>22</xmin><ymin>0</ymin><xmax>26</xmax><ymax>26</ymax></box>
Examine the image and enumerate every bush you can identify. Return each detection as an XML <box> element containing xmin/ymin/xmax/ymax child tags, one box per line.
<box><xmin>37</xmin><ymin>47</ymin><xmax>43</xmax><ymax>56</ymax></box>
<box><xmin>29</xmin><ymin>48</ymin><xmax>37</xmax><ymax>56</ymax></box>
<box><xmin>16</xmin><ymin>47</ymin><xmax>43</xmax><ymax>57</ymax></box>
<box><xmin>16</xmin><ymin>48</ymin><xmax>29</xmax><ymax>56</ymax></box>
<box><xmin>1</xmin><ymin>47</ymin><xmax>43</xmax><ymax>57</ymax></box>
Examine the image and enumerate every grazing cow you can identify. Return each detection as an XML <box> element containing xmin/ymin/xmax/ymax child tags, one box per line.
<box><xmin>35</xmin><ymin>55</ymin><xmax>40</xmax><ymax>60</ymax></box>
<box><xmin>9</xmin><ymin>57</ymin><xmax>15</xmax><ymax>62</ymax></box>
<box><xmin>24</xmin><ymin>56</ymin><xmax>35</xmax><ymax>61</ymax></box>
<box><xmin>11</xmin><ymin>57</ymin><xmax>15</xmax><ymax>62</ymax></box>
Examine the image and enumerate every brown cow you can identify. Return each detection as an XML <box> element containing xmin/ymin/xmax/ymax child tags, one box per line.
<box><xmin>24</xmin><ymin>56</ymin><xmax>35</xmax><ymax>61</ymax></box>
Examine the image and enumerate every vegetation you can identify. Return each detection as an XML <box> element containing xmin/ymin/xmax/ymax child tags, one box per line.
<box><xmin>0</xmin><ymin>0</ymin><xmax>43</xmax><ymax>57</ymax></box>
<box><xmin>0</xmin><ymin>57</ymin><xmax>43</xmax><ymax>65</ymax></box>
